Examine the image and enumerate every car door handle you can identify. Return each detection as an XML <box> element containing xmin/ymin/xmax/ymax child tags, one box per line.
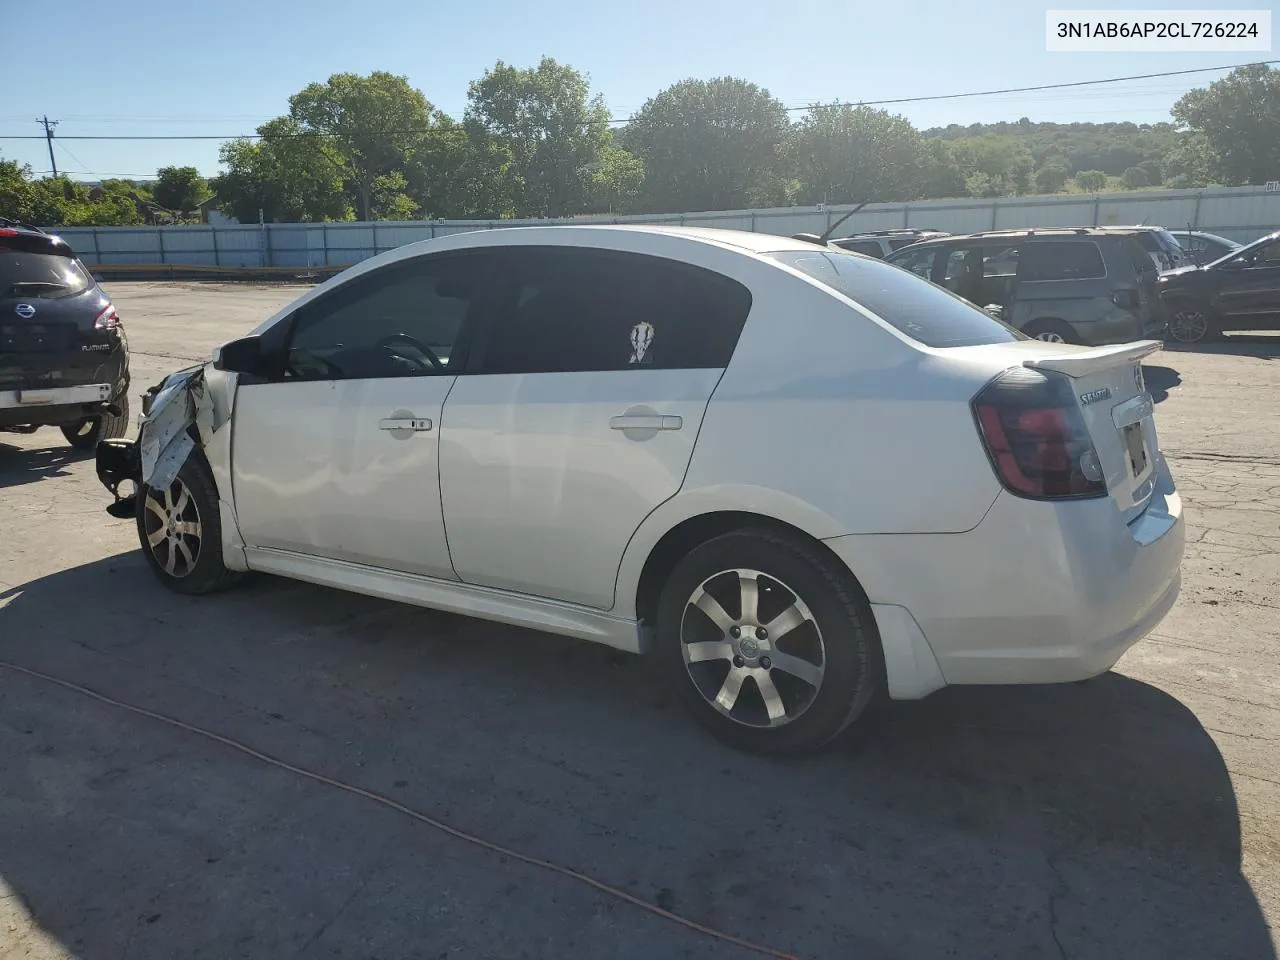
<box><xmin>609</xmin><ymin>414</ymin><xmax>682</xmax><ymax>431</ymax></box>
<box><xmin>379</xmin><ymin>417</ymin><xmax>432</xmax><ymax>432</ymax></box>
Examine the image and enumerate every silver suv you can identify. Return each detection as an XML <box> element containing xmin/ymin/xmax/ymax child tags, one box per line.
<box><xmin>885</xmin><ymin>228</ymin><xmax>1166</xmax><ymax>344</ymax></box>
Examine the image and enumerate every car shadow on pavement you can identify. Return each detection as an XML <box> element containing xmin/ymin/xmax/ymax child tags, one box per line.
<box><xmin>1142</xmin><ymin>363</ymin><xmax>1181</xmax><ymax>403</ymax></box>
<box><xmin>1165</xmin><ymin>334</ymin><xmax>1280</xmax><ymax>360</ymax></box>
<box><xmin>0</xmin><ymin>439</ymin><xmax>93</xmax><ymax>489</ymax></box>
<box><xmin>0</xmin><ymin>555</ymin><xmax>1273</xmax><ymax>960</ymax></box>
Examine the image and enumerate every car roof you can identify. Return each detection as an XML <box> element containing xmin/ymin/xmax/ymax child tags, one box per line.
<box><xmin>890</xmin><ymin>227</ymin><xmax>1120</xmax><ymax>249</ymax></box>
<box><xmin>0</xmin><ymin>222</ymin><xmax>74</xmax><ymax>252</ymax></box>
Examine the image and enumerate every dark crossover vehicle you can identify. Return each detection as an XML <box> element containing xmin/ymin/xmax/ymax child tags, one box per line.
<box><xmin>0</xmin><ymin>220</ymin><xmax>131</xmax><ymax>448</ymax></box>
<box><xmin>1158</xmin><ymin>229</ymin><xmax>1280</xmax><ymax>343</ymax></box>
<box><xmin>884</xmin><ymin>227</ymin><xmax>1165</xmax><ymax>345</ymax></box>
<box><xmin>1093</xmin><ymin>226</ymin><xmax>1189</xmax><ymax>273</ymax></box>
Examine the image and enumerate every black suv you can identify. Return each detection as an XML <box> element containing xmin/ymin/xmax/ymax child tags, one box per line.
<box><xmin>0</xmin><ymin>220</ymin><xmax>131</xmax><ymax>448</ymax></box>
<box><xmin>1158</xmin><ymin>228</ymin><xmax>1280</xmax><ymax>343</ymax></box>
<box><xmin>884</xmin><ymin>227</ymin><xmax>1165</xmax><ymax>345</ymax></box>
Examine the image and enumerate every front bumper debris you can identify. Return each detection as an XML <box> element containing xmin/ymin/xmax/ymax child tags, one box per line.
<box><xmin>96</xmin><ymin>363</ymin><xmax>218</xmax><ymax>518</ymax></box>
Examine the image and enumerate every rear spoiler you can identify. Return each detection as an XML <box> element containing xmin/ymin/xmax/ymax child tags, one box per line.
<box><xmin>1022</xmin><ymin>339</ymin><xmax>1163</xmax><ymax>378</ymax></box>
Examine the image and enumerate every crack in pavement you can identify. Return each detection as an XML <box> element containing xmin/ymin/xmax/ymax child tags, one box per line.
<box><xmin>1046</xmin><ymin>849</ymin><xmax>1071</xmax><ymax>960</ymax></box>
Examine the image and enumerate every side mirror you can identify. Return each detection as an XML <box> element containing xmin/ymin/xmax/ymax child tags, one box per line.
<box><xmin>213</xmin><ymin>335</ymin><xmax>268</xmax><ymax>376</ymax></box>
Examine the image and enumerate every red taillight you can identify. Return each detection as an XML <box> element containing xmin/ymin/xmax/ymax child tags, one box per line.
<box><xmin>0</xmin><ymin>228</ymin><xmax>18</xmax><ymax>237</ymax></box>
<box><xmin>973</xmin><ymin>367</ymin><xmax>1106</xmax><ymax>500</ymax></box>
<box><xmin>94</xmin><ymin>304</ymin><xmax>120</xmax><ymax>331</ymax></box>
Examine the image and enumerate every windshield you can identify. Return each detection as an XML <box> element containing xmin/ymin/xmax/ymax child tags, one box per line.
<box><xmin>0</xmin><ymin>244</ymin><xmax>91</xmax><ymax>299</ymax></box>
<box><xmin>768</xmin><ymin>248</ymin><xmax>1023</xmax><ymax>348</ymax></box>
<box><xmin>1206</xmin><ymin>232</ymin><xmax>1280</xmax><ymax>269</ymax></box>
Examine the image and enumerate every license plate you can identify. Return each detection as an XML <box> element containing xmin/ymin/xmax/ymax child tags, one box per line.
<box><xmin>17</xmin><ymin>389</ymin><xmax>54</xmax><ymax>405</ymax></box>
<box><xmin>1123</xmin><ymin>422</ymin><xmax>1148</xmax><ymax>477</ymax></box>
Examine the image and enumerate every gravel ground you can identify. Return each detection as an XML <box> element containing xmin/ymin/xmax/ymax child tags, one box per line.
<box><xmin>0</xmin><ymin>281</ymin><xmax>1276</xmax><ymax>960</ymax></box>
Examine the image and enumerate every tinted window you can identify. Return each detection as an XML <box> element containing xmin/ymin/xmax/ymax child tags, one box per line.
<box><xmin>283</xmin><ymin>254</ymin><xmax>485</xmax><ymax>380</ymax></box>
<box><xmin>0</xmin><ymin>238</ymin><xmax>90</xmax><ymax>300</ymax></box>
<box><xmin>769</xmin><ymin>249</ymin><xmax>1021</xmax><ymax>348</ymax></box>
<box><xmin>887</xmin><ymin>236</ymin><xmax>921</xmax><ymax>250</ymax></box>
<box><xmin>1018</xmin><ymin>241</ymin><xmax>1106</xmax><ymax>281</ymax></box>
<box><xmin>888</xmin><ymin>244</ymin><xmax>940</xmax><ymax>280</ymax></box>
<box><xmin>477</xmin><ymin>248</ymin><xmax>751</xmax><ymax>375</ymax></box>
<box><xmin>839</xmin><ymin>241</ymin><xmax>884</xmax><ymax>258</ymax></box>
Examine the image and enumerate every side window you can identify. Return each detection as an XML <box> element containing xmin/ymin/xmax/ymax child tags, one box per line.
<box><xmin>1251</xmin><ymin>240</ymin><xmax>1280</xmax><ymax>266</ymax></box>
<box><xmin>283</xmin><ymin>255</ymin><xmax>487</xmax><ymax>381</ymax></box>
<box><xmin>477</xmin><ymin>248</ymin><xmax>752</xmax><ymax>375</ymax></box>
<box><xmin>1018</xmin><ymin>242</ymin><xmax>1106</xmax><ymax>282</ymax></box>
<box><xmin>846</xmin><ymin>241</ymin><xmax>884</xmax><ymax>258</ymax></box>
<box><xmin>892</xmin><ymin>245</ymin><xmax>940</xmax><ymax>280</ymax></box>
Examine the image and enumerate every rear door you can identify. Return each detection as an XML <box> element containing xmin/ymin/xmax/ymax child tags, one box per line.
<box><xmin>438</xmin><ymin>245</ymin><xmax>752</xmax><ymax>610</ymax></box>
<box><xmin>1216</xmin><ymin>237</ymin><xmax>1280</xmax><ymax>329</ymax></box>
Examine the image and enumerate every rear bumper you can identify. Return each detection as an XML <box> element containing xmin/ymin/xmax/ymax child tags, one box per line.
<box><xmin>0</xmin><ymin>382</ymin><xmax>125</xmax><ymax>428</ymax></box>
<box><xmin>824</xmin><ymin>454</ymin><xmax>1185</xmax><ymax>695</ymax></box>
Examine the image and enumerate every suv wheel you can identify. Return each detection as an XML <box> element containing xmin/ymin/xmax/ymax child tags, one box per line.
<box><xmin>1166</xmin><ymin>301</ymin><xmax>1218</xmax><ymax>344</ymax></box>
<box><xmin>1021</xmin><ymin>319</ymin><xmax>1078</xmax><ymax>344</ymax></box>
<box><xmin>136</xmin><ymin>455</ymin><xmax>244</xmax><ymax>595</ymax></box>
<box><xmin>62</xmin><ymin>394</ymin><xmax>131</xmax><ymax>450</ymax></box>
<box><xmin>656</xmin><ymin>527</ymin><xmax>881</xmax><ymax>755</ymax></box>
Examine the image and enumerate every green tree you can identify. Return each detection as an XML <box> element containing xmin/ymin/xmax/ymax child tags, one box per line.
<box><xmin>465</xmin><ymin>57</ymin><xmax>628</xmax><ymax>218</ymax></box>
<box><xmin>214</xmin><ymin>117</ymin><xmax>351</xmax><ymax>223</ymax></box>
<box><xmin>1162</xmin><ymin>132</ymin><xmax>1216</xmax><ymax>188</ymax></box>
<box><xmin>1075</xmin><ymin>169</ymin><xmax>1108</xmax><ymax>192</ymax></box>
<box><xmin>917</xmin><ymin>140</ymin><xmax>967</xmax><ymax>198</ymax></box>
<box><xmin>1121</xmin><ymin>166</ymin><xmax>1150</xmax><ymax>189</ymax></box>
<box><xmin>1136</xmin><ymin>158</ymin><xmax>1163</xmax><ymax>185</ymax></box>
<box><xmin>152</xmin><ymin>166</ymin><xmax>211</xmax><ymax>213</ymax></box>
<box><xmin>582</xmin><ymin>143</ymin><xmax>645</xmax><ymax>213</ymax></box>
<box><xmin>621</xmin><ymin>77</ymin><xmax>790</xmax><ymax>212</ymax></box>
<box><xmin>951</xmin><ymin>135</ymin><xmax>1034</xmax><ymax>196</ymax></box>
<box><xmin>789</xmin><ymin>104</ymin><xmax>926</xmax><ymax>204</ymax></box>
<box><xmin>289</xmin><ymin>71</ymin><xmax>447</xmax><ymax>219</ymax></box>
<box><xmin>1172</xmin><ymin>63</ymin><xmax>1280</xmax><ymax>185</ymax></box>
<box><xmin>1034</xmin><ymin>159</ymin><xmax>1070</xmax><ymax>193</ymax></box>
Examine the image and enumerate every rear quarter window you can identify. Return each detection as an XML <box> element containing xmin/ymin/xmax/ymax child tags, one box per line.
<box><xmin>768</xmin><ymin>249</ymin><xmax>1021</xmax><ymax>348</ymax></box>
<box><xmin>1018</xmin><ymin>241</ymin><xmax>1106</xmax><ymax>281</ymax></box>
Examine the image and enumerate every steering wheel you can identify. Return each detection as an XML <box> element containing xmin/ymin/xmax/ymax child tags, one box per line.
<box><xmin>375</xmin><ymin>333</ymin><xmax>445</xmax><ymax>372</ymax></box>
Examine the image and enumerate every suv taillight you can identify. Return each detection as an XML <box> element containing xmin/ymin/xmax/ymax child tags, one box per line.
<box><xmin>972</xmin><ymin>367</ymin><xmax>1106</xmax><ymax>500</ymax></box>
<box><xmin>94</xmin><ymin>305</ymin><xmax>120</xmax><ymax>331</ymax></box>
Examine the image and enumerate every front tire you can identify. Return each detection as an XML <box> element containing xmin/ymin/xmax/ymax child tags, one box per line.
<box><xmin>655</xmin><ymin>527</ymin><xmax>881</xmax><ymax>755</ymax></box>
<box><xmin>62</xmin><ymin>394</ymin><xmax>131</xmax><ymax>450</ymax></box>
<box><xmin>1021</xmin><ymin>318</ymin><xmax>1079</xmax><ymax>344</ymax></box>
<box><xmin>136</xmin><ymin>455</ymin><xmax>243</xmax><ymax>595</ymax></box>
<box><xmin>1166</xmin><ymin>300</ymin><xmax>1219</xmax><ymax>344</ymax></box>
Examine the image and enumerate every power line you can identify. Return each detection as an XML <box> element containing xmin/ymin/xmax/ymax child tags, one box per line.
<box><xmin>4</xmin><ymin>58</ymin><xmax>1275</xmax><ymax>143</ymax></box>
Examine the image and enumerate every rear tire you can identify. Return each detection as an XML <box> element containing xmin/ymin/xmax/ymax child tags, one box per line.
<box><xmin>655</xmin><ymin>527</ymin><xmax>881</xmax><ymax>755</ymax></box>
<box><xmin>1021</xmin><ymin>319</ymin><xmax>1079</xmax><ymax>344</ymax></box>
<box><xmin>136</xmin><ymin>454</ymin><xmax>244</xmax><ymax>595</ymax></box>
<box><xmin>62</xmin><ymin>394</ymin><xmax>131</xmax><ymax>450</ymax></box>
<box><xmin>1165</xmin><ymin>299</ymin><xmax>1219</xmax><ymax>344</ymax></box>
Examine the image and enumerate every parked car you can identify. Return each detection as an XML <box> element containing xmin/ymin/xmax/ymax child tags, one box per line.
<box><xmin>0</xmin><ymin>219</ymin><xmax>131</xmax><ymax>448</ymax></box>
<box><xmin>1158</xmin><ymin>228</ymin><xmax>1280</xmax><ymax>343</ymax></box>
<box><xmin>885</xmin><ymin>227</ymin><xmax>1165</xmax><ymax>344</ymax></box>
<box><xmin>829</xmin><ymin>229</ymin><xmax>950</xmax><ymax>259</ymax></box>
<box><xmin>1173</xmin><ymin>230</ymin><xmax>1242</xmax><ymax>266</ymax></box>
<box><xmin>1093</xmin><ymin>225</ymin><xmax>1189</xmax><ymax>272</ymax></box>
<box><xmin>95</xmin><ymin>226</ymin><xmax>1183</xmax><ymax>755</ymax></box>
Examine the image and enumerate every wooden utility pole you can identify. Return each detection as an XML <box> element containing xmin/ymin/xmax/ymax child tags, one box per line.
<box><xmin>38</xmin><ymin>116</ymin><xmax>59</xmax><ymax>177</ymax></box>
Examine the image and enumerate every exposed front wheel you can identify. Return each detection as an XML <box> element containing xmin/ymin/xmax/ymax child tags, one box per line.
<box><xmin>1166</xmin><ymin>301</ymin><xmax>1219</xmax><ymax>344</ymax></box>
<box><xmin>62</xmin><ymin>394</ymin><xmax>131</xmax><ymax>450</ymax></box>
<box><xmin>136</xmin><ymin>455</ymin><xmax>243</xmax><ymax>595</ymax></box>
<box><xmin>1021</xmin><ymin>319</ymin><xmax>1079</xmax><ymax>344</ymax></box>
<box><xmin>656</xmin><ymin>528</ymin><xmax>881</xmax><ymax>755</ymax></box>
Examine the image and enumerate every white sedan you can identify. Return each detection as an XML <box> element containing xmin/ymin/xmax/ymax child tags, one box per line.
<box><xmin>95</xmin><ymin>225</ymin><xmax>1185</xmax><ymax>754</ymax></box>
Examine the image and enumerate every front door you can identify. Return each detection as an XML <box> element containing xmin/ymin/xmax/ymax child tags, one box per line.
<box><xmin>438</xmin><ymin>245</ymin><xmax>753</xmax><ymax>610</ymax></box>
<box><xmin>232</xmin><ymin>251</ymin><xmax>493</xmax><ymax>578</ymax></box>
<box><xmin>1216</xmin><ymin>238</ymin><xmax>1280</xmax><ymax>330</ymax></box>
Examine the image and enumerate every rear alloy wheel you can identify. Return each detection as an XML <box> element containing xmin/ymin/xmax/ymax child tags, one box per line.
<box><xmin>136</xmin><ymin>456</ymin><xmax>243</xmax><ymax>595</ymax></box>
<box><xmin>1167</xmin><ymin>302</ymin><xmax>1217</xmax><ymax>344</ymax></box>
<box><xmin>1022</xmin><ymin>319</ymin><xmax>1078</xmax><ymax>344</ymax></box>
<box><xmin>656</xmin><ymin>528</ymin><xmax>880</xmax><ymax>755</ymax></box>
<box><xmin>61</xmin><ymin>394</ymin><xmax>131</xmax><ymax>451</ymax></box>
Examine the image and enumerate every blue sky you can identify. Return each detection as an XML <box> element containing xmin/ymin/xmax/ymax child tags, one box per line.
<box><xmin>4</xmin><ymin>0</ymin><xmax>1277</xmax><ymax>180</ymax></box>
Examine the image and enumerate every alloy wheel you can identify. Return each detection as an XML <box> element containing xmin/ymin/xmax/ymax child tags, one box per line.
<box><xmin>1169</xmin><ymin>308</ymin><xmax>1210</xmax><ymax>343</ymax></box>
<box><xmin>142</xmin><ymin>478</ymin><xmax>202</xmax><ymax>578</ymax></box>
<box><xmin>679</xmin><ymin>568</ymin><xmax>826</xmax><ymax>728</ymax></box>
<box><xmin>1034</xmin><ymin>330</ymin><xmax>1067</xmax><ymax>343</ymax></box>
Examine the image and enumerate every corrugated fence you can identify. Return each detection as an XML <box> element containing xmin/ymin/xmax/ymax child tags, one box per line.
<box><xmin>44</xmin><ymin>184</ymin><xmax>1280</xmax><ymax>274</ymax></box>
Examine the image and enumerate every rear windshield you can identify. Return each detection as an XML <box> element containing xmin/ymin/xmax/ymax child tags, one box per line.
<box><xmin>768</xmin><ymin>249</ymin><xmax>1022</xmax><ymax>347</ymax></box>
<box><xmin>0</xmin><ymin>239</ymin><xmax>90</xmax><ymax>299</ymax></box>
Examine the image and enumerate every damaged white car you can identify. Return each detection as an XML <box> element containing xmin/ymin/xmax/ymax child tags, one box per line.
<box><xmin>96</xmin><ymin>225</ymin><xmax>1185</xmax><ymax>754</ymax></box>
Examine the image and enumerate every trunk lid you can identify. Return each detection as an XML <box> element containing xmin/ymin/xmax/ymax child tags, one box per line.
<box><xmin>1021</xmin><ymin>339</ymin><xmax>1163</xmax><ymax>523</ymax></box>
